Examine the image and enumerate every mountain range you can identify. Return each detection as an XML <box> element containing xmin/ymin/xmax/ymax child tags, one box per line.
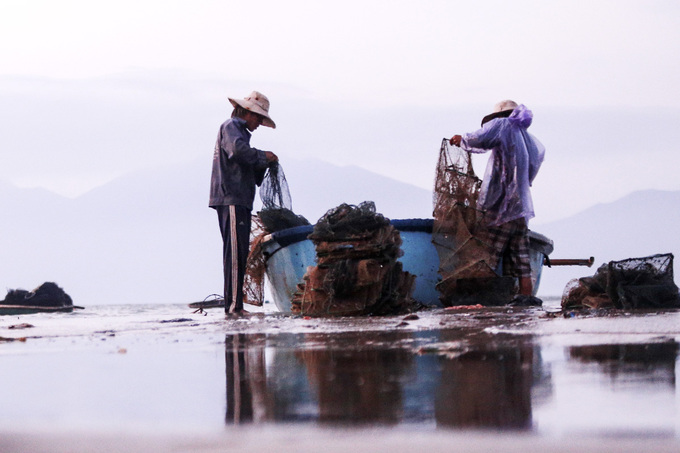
<box><xmin>533</xmin><ymin>189</ymin><xmax>680</xmax><ymax>296</ymax></box>
<box><xmin>0</xmin><ymin>157</ymin><xmax>431</xmax><ymax>305</ymax></box>
<box><xmin>1</xmin><ymin>158</ymin><xmax>677</xmax><ymax>304</ymax></box>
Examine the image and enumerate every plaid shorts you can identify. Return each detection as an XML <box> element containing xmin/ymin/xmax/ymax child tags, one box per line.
<box><xmin>478</xmin><ymin>218</ymin><xmax>532</xmax><ymax>278</ymax></box>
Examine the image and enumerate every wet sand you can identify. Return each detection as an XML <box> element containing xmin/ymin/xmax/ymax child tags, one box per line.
<box><xmin>1</xmin><ymin>301</ymin><xmax>680</xmax><ymax>452</ymax></box>
<box><xmin>2</xmin><ymin>426</ymin><xmax>680</xmax><ymax>453</ymax></box>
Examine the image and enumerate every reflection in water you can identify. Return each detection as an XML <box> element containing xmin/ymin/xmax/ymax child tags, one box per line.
<box><xmin>225</xmin><ymin>334</ymin><xmax>271</xmax><ymax>424</ymax></box>
<box><xmin>296</xmin><ymin>332</ymin><xmax>413</xmax><ymax>424</ymax></box>
<box><xmin>434</xmin><ymin>336</ymin><xmax>536</xmax><ymax>429</ymax></box>
<box><xmin>224</xmin><ymin>331</ymin><xmax>550</xmax><ymax>430</ymax></box>
<box><xmin>569</xmin><ymin>342</ymin><xmax>678</xmax><ymax>385</ymax></box>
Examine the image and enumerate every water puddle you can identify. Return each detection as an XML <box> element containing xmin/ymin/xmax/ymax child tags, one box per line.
<box><xmin>224</xmin><ymin>327</ymin><xmax>679</xmax><ymax>436</ymax></box>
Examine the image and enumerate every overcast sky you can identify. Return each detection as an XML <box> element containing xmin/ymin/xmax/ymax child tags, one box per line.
<box><xmin>1</xmin><ymin>0</ymin><xmax>679</xmax><ymax>223</ymax></box>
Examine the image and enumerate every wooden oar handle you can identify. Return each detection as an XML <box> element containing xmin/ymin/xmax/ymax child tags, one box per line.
<box><xmin>544</xmin><ymin>257</ymin><xmax>595</xmax><ymax>267</ymax></box>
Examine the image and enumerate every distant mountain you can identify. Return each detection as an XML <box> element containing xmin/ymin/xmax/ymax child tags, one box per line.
<box><xmin>0</xmin><ymin>158</ymin><xmax>432</xmax><ymax>305</ymax></box>
<box><xmin>3</xmin><ymin>162</ymin><xmax>675</xmax><ymax>304</ymax></box>
<box><xmin>533</xmin><ymin>189</ymin><xmax>680</xmax><ymax>296</ymax></box>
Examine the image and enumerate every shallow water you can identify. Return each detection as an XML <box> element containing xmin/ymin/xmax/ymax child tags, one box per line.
<box><xmin>1</xmin><ymin>301</ymin><xmax>679</xmax><ymax>439</ymax></box>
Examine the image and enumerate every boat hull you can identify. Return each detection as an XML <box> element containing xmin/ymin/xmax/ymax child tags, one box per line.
<box><xmin>261</xmin><ymin>219</ymin><xmax>553</xmax><ymax>313</ymax></box>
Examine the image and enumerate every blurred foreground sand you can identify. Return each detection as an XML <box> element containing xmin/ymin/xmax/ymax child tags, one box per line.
<box><xmin>2</xmin><ymin>426</ymin><xmax>680</xmax><ymax>453</ymax></box>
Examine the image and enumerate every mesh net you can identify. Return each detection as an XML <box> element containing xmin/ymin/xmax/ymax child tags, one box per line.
<box><xmin>562</xmin><ymin>253</ymin><xmax>680</xmax><ymax>309</ymax></box>
<box><xmin>260</xmin><ymin>162</ymin><xmax>292</xmax><ymax>211</ymax></box>
<box><xmin>244</xmin><ymin>214</ymin><xmax>266</xmax><ymax>306</ymax></box>
<box><xmin>291</xmin><ymin>202</ymin><xmax>418</xmax><ymax>316</ymax></box>
<box><xmin>244</xmin><ymin>163</ymin><xmax>310</xmax><ymax>307</ymax></box>
<box><xmin>432</xmin><ymin>139</ymin><xmax>510</xmax><ymax>305</ymax></box>
<box><xmin>257</xmin><ymin>163</ymin><xmax>310</xmax><ymax>231</ymax></box>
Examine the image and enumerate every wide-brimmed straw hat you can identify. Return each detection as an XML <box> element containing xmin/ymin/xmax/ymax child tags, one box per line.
<box><xmin>228</xmin><ymin>91</ymin><xmax>276</xmax><ymax>128</ymax></box>
<box><xmin>481</xmin><ymin>99</ymin><xmax>518</xmax><ymax>126</ymax></box>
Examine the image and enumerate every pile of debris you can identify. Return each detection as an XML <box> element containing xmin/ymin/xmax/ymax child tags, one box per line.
<box><xmin>432</xmin><ymin>139</ymin><xmax>514</xmax><ymax>306</ymax></box>
<box><xmin>562</xmin><ymin>253</ymin><xmax>680</xmax><ymax>309</ymax></box>
<box><xmin>290</xmin><ymin>202</ymin><xmax>417</xmax><ymax>316</ymax></box>
<box><xmin>1</xmin><ymin>282</ymin><xmax>83</xmax><ymax>314</ymax></box>
<box><xmin>2</xmin><ymin>282</ymin><xmax>73</xmax><ymax>307</ymax></box>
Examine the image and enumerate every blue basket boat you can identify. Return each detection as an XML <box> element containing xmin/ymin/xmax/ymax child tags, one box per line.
<box><xmin>260</xmin><ymin>218</ymin><xmax>554</xmax><ymax>313</ymax></box>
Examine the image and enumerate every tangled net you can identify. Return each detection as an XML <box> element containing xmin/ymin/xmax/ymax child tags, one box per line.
<box><xmin>432</xmin><ymin>139</ymin><xmax>514</xmax><ymax>306</ymax></box>
<box><xmin>562</xmin><ymin>253</ymin><xmax>680</xmax><ymax>310</ymax></box>
<box><xmin>244</xmin><ymin>163</ymin><xmax>310</xmax><ymax>306</ymax></box>
<box><xmin>291</xmin><ymin>202</ymin><xmax>417</xmax><ymax>316</ymax></box>
<box><xmin>243</xmin><ymin>214</ymin><xmax>267</xmax><ymax>306</ymax></box>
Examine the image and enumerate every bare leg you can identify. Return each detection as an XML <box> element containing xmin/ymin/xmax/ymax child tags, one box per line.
<box><xmin>519</xmin><ymin>277</ymin><xmax>533</xmax><ymax>296</ymax></box>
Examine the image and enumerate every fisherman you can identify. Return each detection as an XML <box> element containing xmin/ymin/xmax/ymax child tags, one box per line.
<box><xmin>449</xmin><ymin>100</ymin><xmax>545</xmax><ymax>303</ymax></box>
<box><xmin>210</xmin><ymin>91</ymin><xmax>278</xmax><ymax>315</ymax></box>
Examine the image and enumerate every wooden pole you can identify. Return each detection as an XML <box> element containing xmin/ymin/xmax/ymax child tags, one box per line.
<box><xmin>544</xmin><ymin>257</ymin><xmax>595</xmax><ymax>267</ymax></box>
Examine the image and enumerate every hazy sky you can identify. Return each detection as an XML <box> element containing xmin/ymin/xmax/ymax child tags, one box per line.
<box><xmin>1</xmin><ymin>0</ymin><xmax>679</xmax><ymax>222</ymax></box>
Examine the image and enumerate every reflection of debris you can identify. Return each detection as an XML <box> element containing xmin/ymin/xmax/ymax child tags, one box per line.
<box><xmin>417</xmin><ymin>342</ymin><xmax>468</xmax><ymax>359</ymax></box>
<box><xmin>562</xmin><ymin>253</ymin><xmax>680</xmax><ymax>310</ymax></box>
<box><xmin>291</xmin><ymin>202</ymin><xmax>417</xmax><ymax>316</ymax></box>
<box><xmin>8</xmin><ymin>323</ymin><xmax>34</xmax><ymax>330</ymax></box>
<box><xmin>0</xmin><ymin>336</ymin><xmax>27</xmax><ymax>342</ymax></box>
<box><xmin>569</xmin><ymin>342</ymin><xmax>678</xmax><ymax>384</ymax></box>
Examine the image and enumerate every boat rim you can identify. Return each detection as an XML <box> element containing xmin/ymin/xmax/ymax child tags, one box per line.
<box><xmin>261</xmin><ymin>218</ymin><xmax>554</xmax><ymax>255</ymax></box>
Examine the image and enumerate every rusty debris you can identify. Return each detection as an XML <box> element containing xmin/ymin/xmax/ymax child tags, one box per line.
<box><xmin>291</xmin><ymin>202</ymin><xmax>418</xmax><ymax>316</ymax></box>
<box><xmin>562</xmin><ymin>253</ymin><xmax>680</xmax><ymax>310</ymax></box>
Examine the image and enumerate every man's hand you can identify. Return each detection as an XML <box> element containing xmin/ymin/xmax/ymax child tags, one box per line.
<box><xmin>265</xmin><ymin>151</ymin><xmax>278</xmax><ymax>163</ymax></box>
<box><xmin>449</xmin><ymin>135</ymin><xmax>462</xmax><ymax>147</ymax></box>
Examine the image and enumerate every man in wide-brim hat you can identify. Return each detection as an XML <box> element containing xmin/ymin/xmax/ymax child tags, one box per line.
<box><xmin>449</xmin><ymin>100</ymin><xmax>545</xmax><ymax>304</ymax></box>
<box><xmin>209</xmin><ymin>91</ymin><xmax>278</xmax><ymax>314</ymax></box>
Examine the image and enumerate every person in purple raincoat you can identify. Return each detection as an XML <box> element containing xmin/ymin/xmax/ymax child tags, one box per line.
<box><xmin>450</xmin><ymin>100</ymin><xmax>545</xmax><ymax>302</ymax></box>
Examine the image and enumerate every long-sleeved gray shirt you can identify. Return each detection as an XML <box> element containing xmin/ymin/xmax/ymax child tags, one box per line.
<box><xmin>209</xmin><ymin>117</ymin><xmax>270</xmax><ymax>210</ymax></box>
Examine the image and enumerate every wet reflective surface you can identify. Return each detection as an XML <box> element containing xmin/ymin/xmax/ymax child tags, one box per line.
<box><xmin>223</xmin><ymin>327</ymin><xmax>679</xmax><ymax>435</ymax></box>
<box><xmin>0</xmin><ymin>303</ymin><xmax>679</xmax><ymax>439</ymax></box>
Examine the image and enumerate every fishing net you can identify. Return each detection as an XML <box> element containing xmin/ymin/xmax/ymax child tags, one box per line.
<box><xmin>243</xmin><ymin>214</ymin><xmax>267</xmax><ymax>306</ymax></box>
<box><xmin>257</xmin><ymin>163</ymin><xmax>310</xmax><ymax>231</ymax></box>
<box><xmin>291</xmin><ymin>202</ymin><xmax>418</xmax><ymax>316</ymax></box>
<box><xmin>561</xmin><ymin>253</ymin><xmax>680</xmax><ymax>310</ymax></box>
<box><xmin>244</xmin><ymin>163</ymin><xmax>310</xmax><ymax>307</ymax></box>
<box><xmin>432</xmin><ymin>139</ymin><xmax>513</xmax><ymax>306</ymax></box>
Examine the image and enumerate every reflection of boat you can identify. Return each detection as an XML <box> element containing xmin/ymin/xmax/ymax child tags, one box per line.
<box><xmin>261</xmin><ymin>218</ymin><xmax>554</xmax><ymax>313</ymax></box>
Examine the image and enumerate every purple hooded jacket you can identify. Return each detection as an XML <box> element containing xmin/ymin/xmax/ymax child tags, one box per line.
<box><xmin>460</xmin><ymin>105</ymin><xmax>545</xmax><ymax>226</ymax></box>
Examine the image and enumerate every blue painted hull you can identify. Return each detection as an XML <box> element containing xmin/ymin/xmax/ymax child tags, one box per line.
<box><xmin>261</xmin><ymin>219</ymin><xmax>553</xmax><ymax>313</ymax></box>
